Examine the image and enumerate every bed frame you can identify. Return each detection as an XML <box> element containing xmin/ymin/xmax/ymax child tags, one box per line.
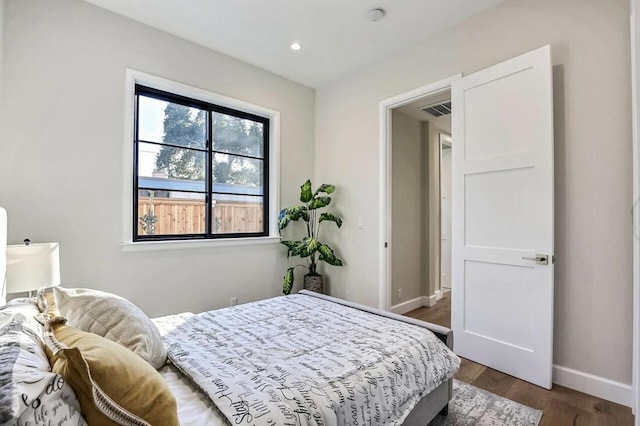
<box><xmin>298</xmin><ymin>290</ymin><xmax>453</xmax><ymax>425</ymax></box>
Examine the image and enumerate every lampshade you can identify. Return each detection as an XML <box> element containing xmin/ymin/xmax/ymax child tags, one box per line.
<box><xmin>6</xmin><ymin>242</ymin><xmax>61</xmax><ymax>293</ymax></box>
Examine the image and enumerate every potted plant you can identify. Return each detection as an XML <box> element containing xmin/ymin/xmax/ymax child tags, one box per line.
<box><xmin>279</xmin><ymin>179</ymin><xmax>343</xmax><ymax>295</ymax></box>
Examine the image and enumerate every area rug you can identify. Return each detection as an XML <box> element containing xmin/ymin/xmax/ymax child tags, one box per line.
<box><xmin>429</xmin><ymin>380</ymin><xmax>543</xmax><ymax>425</ymax></box>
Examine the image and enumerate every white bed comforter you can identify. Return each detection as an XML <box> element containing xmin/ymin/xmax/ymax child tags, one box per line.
<box><xmin>163</xmin><ymin>294</ymin><xmax>460</xmax><ymax>426</ymax></box>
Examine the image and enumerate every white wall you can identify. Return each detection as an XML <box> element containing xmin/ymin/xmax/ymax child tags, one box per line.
<box><xmin>429</xmin><ymin>115</ymin><xmax>451</xmax><ymax>134</ymax></box>
<box><xmin>439</xmin><ymin>145</ymin><xmax>451</xmax><ymax>291</ymax></box>
<box><xmin>391</xmin><ymin>110</ymin><xmax>424</xmax><ymax>304</ymax></box>
<box><xmin>315</xmin><ymin>0</ymin><xmax>633</xmax><ymax>387</ymax></box>
<box><xmin>0</xmin><ymin>0</ymin><xmax>4</xmax><ymax>100</ymax></box>
<box><xmin>0</xmin><ymin>0</ymin><xmax>315</xmax><ymax>317</ymax></box>
<box><xmin>426</xmin><ymin>119</ymin><xmax>451</xmax><ymax>297</ymax></box>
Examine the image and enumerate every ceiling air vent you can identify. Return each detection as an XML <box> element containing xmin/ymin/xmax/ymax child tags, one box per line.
<box><xmin>421</xmin><ymin>101</ymin><xmax>452</xmax><ymax>117</ymax></box>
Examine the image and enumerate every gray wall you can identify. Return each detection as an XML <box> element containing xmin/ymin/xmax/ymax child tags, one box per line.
<box><xmin>0</xmin><ymin>0</ymin><xmax>315</xmax><ymax>317</ymax></box>
<box><xmin>315</xmin><ymin>0</ymin><xmax>632</xmax><ymax>385</ymax></box>
<box><xmin>391</xmin><ymin>110</ymin><xmax>424</xmax><ymax>305</ymax></box>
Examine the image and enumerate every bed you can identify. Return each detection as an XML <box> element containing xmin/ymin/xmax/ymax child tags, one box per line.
<box><xmin>0</xmin><ymin>207</ymin><xmax>459</xmax><ymax>426</ymax></box>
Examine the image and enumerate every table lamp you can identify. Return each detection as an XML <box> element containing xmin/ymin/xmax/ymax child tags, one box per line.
<box><xmin>6</xmin><ymin>240</ymin><xmax>61</xmax><ymax>297</ymax></box>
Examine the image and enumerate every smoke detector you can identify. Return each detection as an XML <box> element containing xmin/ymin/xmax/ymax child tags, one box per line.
<box><xmin>367</xmin><ymin>8</ymin><xmax>385</xmax><ymax>22</ymax></box>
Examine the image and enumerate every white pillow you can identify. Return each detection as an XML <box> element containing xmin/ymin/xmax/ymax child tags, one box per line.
<box><xmin>53</xmin><ymin>287</ymin><xmax>167</xmax><ymax>369</ymax></box>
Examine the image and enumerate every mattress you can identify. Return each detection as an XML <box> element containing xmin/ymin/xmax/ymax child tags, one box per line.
<box><xmin>153</xmin><ymin>313</ymin><xmax>224</xmax><ymax>425</ymax></box>
<box><xmin>158</xmin><ymin>364</ymin><xmax>226</xmax><ymax>425</ymax></box>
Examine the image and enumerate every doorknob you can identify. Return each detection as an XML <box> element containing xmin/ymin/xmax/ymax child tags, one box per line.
<box><xmin>522</xmin><ymin>254</ymin><xmax>549</xmax><ymax>265</ymax></box>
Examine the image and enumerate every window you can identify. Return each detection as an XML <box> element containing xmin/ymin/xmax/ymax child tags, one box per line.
<box><xmin>133</xmin><ymin>85</ymin><xmax>270</xmax><ymax>241</ymax></box>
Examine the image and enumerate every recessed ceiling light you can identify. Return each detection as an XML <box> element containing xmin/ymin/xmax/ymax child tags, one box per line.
<box><xmin>290</xmin><ymin>42</ymin><xmax>302</xmax><ymax>51</ymax></box>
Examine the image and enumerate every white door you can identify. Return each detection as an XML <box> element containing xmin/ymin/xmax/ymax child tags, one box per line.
<box><xmin>451</xmin><ymin>45</ymin><xmax>554</xmax><ymax>389</ymax></box>
<box><xmin>440</xmin><ymin>135</ymin><xmax>452</xmax><ymax>290</ymax></box>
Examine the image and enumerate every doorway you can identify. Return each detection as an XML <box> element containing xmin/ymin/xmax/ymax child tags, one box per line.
<box><xmin>379</xmin><ymin>75</ymin><xmax>459</xmax><ymax>315</ymax></box>
<box><xmin>388</xmin><ymin>91</ymin><xmax>452</xmax><ymax>316</ymax></box>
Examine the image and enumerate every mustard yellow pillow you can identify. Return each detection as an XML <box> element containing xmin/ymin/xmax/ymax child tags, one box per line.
<box><xmin>35</xmin><ymin>289</ymin><xmax>59</xmax><ymax>318</ymax></box>
<box><xmin>44</xmin><ymin>319</ymin><xmax>178</xmax><ymax>426</ymax></box>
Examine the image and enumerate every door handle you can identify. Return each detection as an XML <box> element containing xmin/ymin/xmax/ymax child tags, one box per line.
<box><xmin>522</xmin><ymin>254</ymin><xmax>549</xmax><ymax>265</ymax></box>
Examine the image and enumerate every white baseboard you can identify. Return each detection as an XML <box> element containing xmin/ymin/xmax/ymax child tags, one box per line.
<box><xmin>426</xmin><ymin>294</ymin><xmax>438</xmax><ymax>307</ymax></box>
<box><xmin>390</xmin><ymin>296</ymin><xmax>426</xmax><ymax>314</ymax></box>
<box><xmin>553</xmin><ymin>365</ymin><xmax>633</xmax><ymax>407</ymax></box>
<box><xmin>390</xmin><ymin>292</ymin><xmax>445</xmax><ymax>314</ymax></box>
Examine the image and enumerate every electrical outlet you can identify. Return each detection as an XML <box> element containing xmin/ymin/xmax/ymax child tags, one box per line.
<box><xmin>230</xmin><ymin>297</ymin><xmax>238</xmax><ymax>306</ymax></box>
<box><xmin>397</xmin><ymin>288</ymin><xmax>403</xmax><ymax>300</ymax></box>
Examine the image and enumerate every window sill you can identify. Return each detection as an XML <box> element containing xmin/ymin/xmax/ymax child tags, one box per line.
<box><xmin>120</xmin><ymin>236</ymin><xmax>282</xmax><ymax>252</ymax></box>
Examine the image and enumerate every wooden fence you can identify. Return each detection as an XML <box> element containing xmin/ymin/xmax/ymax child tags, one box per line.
<box><xmin>138</xmin><ymin>197</ymin><xmax>263</xmax><ymax>235</ymax></box>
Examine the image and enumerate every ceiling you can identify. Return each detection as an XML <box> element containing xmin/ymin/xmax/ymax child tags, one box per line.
<box><xmin>396</xmin><ymin>90</ymin><xmax>451</xmax><ymax>122</ymax></box>
<box><xmin>396</xmin><ymin>90</ymin><xmax>452</xmax><ymax>133</ymax></box>
<box><xmin>84</xmin><ymin>0</ymin><xmax>505</xmax><ymax>88</ymax></box>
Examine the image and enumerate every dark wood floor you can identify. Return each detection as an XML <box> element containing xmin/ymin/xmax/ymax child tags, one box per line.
<box><xmin>405</xmin><ymin>291</ymin><xmax>635</xmax><ymax>425</ymax></box>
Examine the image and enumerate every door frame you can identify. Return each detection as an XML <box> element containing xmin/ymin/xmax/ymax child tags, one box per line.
<box><xmin>631</xmin><ymin>0</ymin><xmax>640</xmax><ymax>419</ymax></box>
<box><xmin>378</xmin><ymin>74</ymin><xmax>461</xmax><ymax>311</ymax></box>
<box><xmin>439</xmin><ymin>133</ymin><xmax>453</xmax><ymax>293</ymax></box>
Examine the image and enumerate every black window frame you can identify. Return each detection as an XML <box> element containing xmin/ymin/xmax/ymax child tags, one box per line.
<box><xmin>133</xmin><ymin>85</ymin><xmax>270</xmax><ymax>242</ymax></box>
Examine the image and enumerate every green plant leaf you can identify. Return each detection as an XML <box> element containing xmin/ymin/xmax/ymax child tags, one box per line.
<box><xmin>278</xmin><ymin>214</ymin><xmax>291</xmax><ymax>230</ymax></box>
<box><xmin>319</xmin><ymin>212</ymin><xmax>342</xmax><ymax>228</ymax></box>
<box><xmin>309</xmin><ymin>196</ymin><xmax>331</xmax><ymax>210</ymax></box>
<box><xmin>307</xmin><ymin>238</ymin><xmax>319</xmax><ymax>254</ymax></box>
<box><xmin>281</xmin><ymin>240</ymin><xmax>297</xmax><ymax>248</ymax></box>
<box><xmin>284</xmin><ymin>206</ymin><xmax>307</xmax><ymax>217</ymax></box>
<box><xmin>314</xmin><ymin>184</ymin><xmax>335</xmax><ymax>195</ymax></box>
<box><xmin>283</xmin><ymin>267</ymin><xmax>295</xmax><ymax>295</ymax></box>
<box><xmin>291</xmin><ymin>242</ymin><xmax>304</xmax><ymax>257</ymax></box>
<box><xmin>318</xmin><ymin>244</ymin><xmax>343</xmax><ymax>266</ymax></box>
<box><xmin>300</xmin><ymin>180</ymin><xmax>313</xmax><ymax>203</ymax></box>
<box><xmin>280</xmin><ymin>240</ymin><xmax>298</xmax><ymax>258</ymax></box>
<box><xmin>278</xmin><ymin>206</ymin><xmax>309</xmax><ymax>230</ymax></box>
<box><xmin>298</xmin><ymin>237</ymin><xmax>319</xmax><ymax>258</ymax></box>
